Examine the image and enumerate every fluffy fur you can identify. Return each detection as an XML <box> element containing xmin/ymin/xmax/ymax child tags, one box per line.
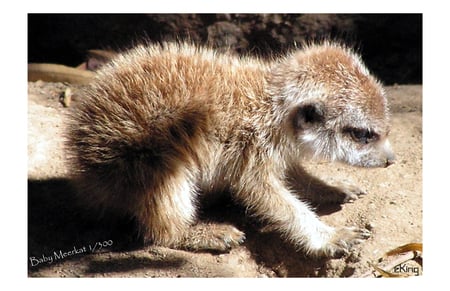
<box><xmin>66</xmin><ymin>42</ymin><xmax>394</xmax><ymax>256</ymax></box>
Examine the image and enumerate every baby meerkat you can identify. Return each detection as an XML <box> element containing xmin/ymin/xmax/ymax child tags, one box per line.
<box><xmin>67</xmin><ymin>41</ymin><xmax>394</xmax><ymax>257</ymax></box>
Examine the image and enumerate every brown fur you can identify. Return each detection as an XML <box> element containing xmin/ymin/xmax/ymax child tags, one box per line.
<box><xmin>66</xmin><ymin>42</ymin><xmax>394</xmax><ymax>256</ymax></box>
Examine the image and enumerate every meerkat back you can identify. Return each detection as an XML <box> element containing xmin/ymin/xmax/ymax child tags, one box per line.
<box><xmin>66</xmin><ymin>43</ymin><xmax>254</xmax><ymax>250</ymax></box>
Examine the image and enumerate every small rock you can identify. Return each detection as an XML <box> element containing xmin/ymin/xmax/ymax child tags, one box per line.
<box><xmin>60</xmin><ymin>87</ymin><xmax>72</xmax><ymax>107</ymax></box>
<box><xmin>365</xmin><ymin>222</ymin><xmax>376</xmax><ymax>231</ymax></box>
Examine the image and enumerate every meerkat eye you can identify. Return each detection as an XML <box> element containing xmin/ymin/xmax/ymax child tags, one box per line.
<box><xmin>343</xmin><ymin>127</ymin><xmax>379</xmax><ymax>144</ymax></box>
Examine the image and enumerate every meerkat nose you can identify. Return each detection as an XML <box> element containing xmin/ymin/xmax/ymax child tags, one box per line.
<box><xmin>385</xmin><ymin>154</ymin><xmax>396</xmax><ymax>167</ymax></box>
<box><xmin>385</xmin><ymin>159</ymin><xmax>395</xmax><ymax>167</ymax></box>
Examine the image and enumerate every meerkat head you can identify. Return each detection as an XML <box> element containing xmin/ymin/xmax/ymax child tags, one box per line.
<box><xmin>268</xmin><ymin>42</ymin><xmax>395</xmax><ymax>168</ymax></box>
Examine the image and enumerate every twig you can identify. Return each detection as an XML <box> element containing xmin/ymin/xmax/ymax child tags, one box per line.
<box><xmin>357</xmin><ymin>251</ymin><xmax>418</xmax><ymax>278</ymax></box>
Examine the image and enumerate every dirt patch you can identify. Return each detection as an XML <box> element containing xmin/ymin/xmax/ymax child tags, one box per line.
<box><xmin>27</xmin><ymin>82</ymin><xmax>422</xmax><ymax>277</ymax></box>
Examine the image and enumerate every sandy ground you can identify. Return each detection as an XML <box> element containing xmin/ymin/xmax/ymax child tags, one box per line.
<box><xmin>27</xmin><ymin>82</ymin><xmax>422</xmax><ymax>277</ymax></box>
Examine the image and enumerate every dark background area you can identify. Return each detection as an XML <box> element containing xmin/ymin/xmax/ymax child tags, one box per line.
<box><xmin>28</xmin><ymin>14</ymin><xmax>422</xmax><ymax>85</ymax></box>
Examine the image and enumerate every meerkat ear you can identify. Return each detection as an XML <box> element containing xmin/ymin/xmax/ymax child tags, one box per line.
<box><xmin>293</xmin><ymin>103</ymin><xmax>325</xmax><ymax>130</ymax></box>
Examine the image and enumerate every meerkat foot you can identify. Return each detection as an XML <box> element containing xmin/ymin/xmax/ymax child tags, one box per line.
<box><xmin>320</xmin><ymin>227</ymin><xmax>371</xmax><ymax>257</ymax></box>
<box><xmin>334</xmin><ymin>181</ymin><xmax>367</xmax><ymax>203</ymax></box>
<box><xmin>291</xmin><ymin>173</ymin><xmax>367</xmax><ymax>205</ymax></box>
<box><xmin>175</xmin><ymin>223</ymin><xmax>245</xmax><ymax>252</ymax></box>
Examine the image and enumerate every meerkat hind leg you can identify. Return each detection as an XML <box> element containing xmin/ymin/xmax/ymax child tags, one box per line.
<box><xmin>139</xmin><ymin>173</ymin><xmax>244</xmax><ymax>253</ymax></box>
<box><xmin>174</xmin><ymin>223</ymin><xmax>245</xmax><ymax>252</ymax></box>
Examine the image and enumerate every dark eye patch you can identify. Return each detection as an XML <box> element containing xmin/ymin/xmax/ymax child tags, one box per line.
<box><xmin>343</xmin><ymin>126</ymin><xmax>379</xmax><ymax>144</ymax></box>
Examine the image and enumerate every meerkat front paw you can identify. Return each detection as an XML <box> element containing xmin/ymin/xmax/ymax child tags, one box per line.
<box><xmin>300</xmin><ymin>179</ymin><xmax>367</xmax><ymax>205</ymax></box>
<box><xmin>322</xmin><ymin>226</ymin><xmax>371</xmax><ymax>257</ymax></box>
<box><xmin>335</xmin><ymin>182</ymin><xmax>367</xmax><ymax>203</ymax></box>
